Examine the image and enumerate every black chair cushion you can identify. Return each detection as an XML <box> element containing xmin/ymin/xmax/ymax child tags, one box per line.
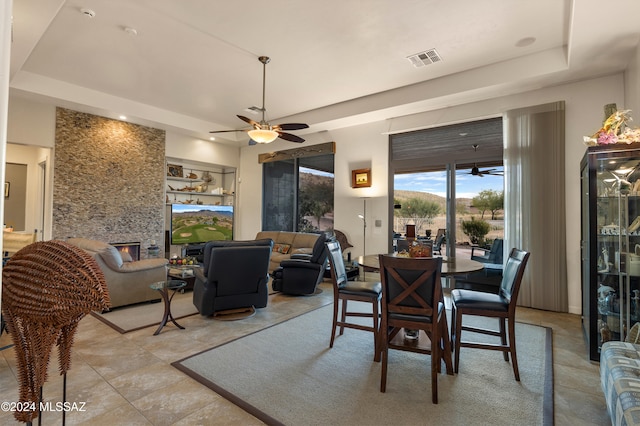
<box><xmin>339</xmin><ymin>280</ymin><xmax>382</xmax><ymax>297</ymax></box>
<box><xmin>451</xmin><ymin>288</ymin><xmax>509</xmax><ymax>312</ymax></box>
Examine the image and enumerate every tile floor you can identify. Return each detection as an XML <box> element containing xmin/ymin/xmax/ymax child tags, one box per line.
<box><xmin>0</xmin><ymin>281</ymin><xmax>610</xmax><ymax>425</ymax></box>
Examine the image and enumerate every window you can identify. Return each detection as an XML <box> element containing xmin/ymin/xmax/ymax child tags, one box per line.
<box><xmin>261</xmin><ymin>143</ymin><xmax>335</xmax><ymax>232</ymax></box>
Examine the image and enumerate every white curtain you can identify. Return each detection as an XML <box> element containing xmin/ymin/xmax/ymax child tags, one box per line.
<box><xmin>504</xmin><ymin>101</ymin><xmax>568</xmax><ymax>311</ymax></box>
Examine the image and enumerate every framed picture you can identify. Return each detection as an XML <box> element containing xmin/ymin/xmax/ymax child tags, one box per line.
<box><xmin>167</xmin><ymin>164</ymin><xmax>183</xmax><ymax>178</ymax></box>
<box><xmin>351</xmin><ymin>168</ymin><xmax>371</xmax><ymax>188</ymax></box>
<box><xmin>4</xmin><ymin>182</ymin><xmax>8</xmax><ymax>198</ymax></box>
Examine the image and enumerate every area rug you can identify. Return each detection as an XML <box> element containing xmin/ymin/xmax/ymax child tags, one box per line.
<box><xmin>91</xmin><ymin>291</ymin><xmax>198</xmax><ymax>334</ymax></box>
<box><xmin>173</xmin><ymin>303</ymin><xmax>553</xmax><ymax>426</ymax></box>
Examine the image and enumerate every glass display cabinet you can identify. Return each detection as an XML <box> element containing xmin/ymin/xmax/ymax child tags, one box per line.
<box><xmin>581</xmin><ymin>143</ymin><xmax>640</xmax><ymax>361</ymax></box>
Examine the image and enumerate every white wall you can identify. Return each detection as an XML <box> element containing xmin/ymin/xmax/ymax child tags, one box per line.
<box><xmin>0</xmin><ymin>0</ymin><xmax>12</xmax><ymax>306</ymax></box>
<box><xmin>5</xmin><ymin>98</ymin><xmax>56</xmax><ymax>241</ymax></box>
<box><xmin>625</xmin><ymin>41</ymin><xmax>640</xmax><ymax>117</ymax></box>
<box><xmin>165</xmin><ymin>131</ymin><xmax>239</xmax><ymax>169</ymax></box>
<box><xmin>237</xmin><ymin>73</ymin><xmax>625</xmax><ymax>315</ymax></box>
<box><xmin>6</xmin><ymin>96</ymin><xmax>56</xmax><ymax>147</ymax></box>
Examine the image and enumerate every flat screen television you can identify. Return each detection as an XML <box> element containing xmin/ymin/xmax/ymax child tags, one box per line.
<box><xmin>170</xmin><ymin>204</ymin><xmax>234</xmax><ymax>245</ymax></box>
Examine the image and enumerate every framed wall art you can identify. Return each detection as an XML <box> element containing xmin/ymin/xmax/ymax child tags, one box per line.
<box><xmin>351</xmin><ymin>168</ymin><xmax>371</xmax><ymax>188</ymax></box>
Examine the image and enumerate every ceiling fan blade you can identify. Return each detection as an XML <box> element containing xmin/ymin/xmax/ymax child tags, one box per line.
<box><xmin>248</xmin><ymin>139</ymin><xmax>257</xmax><ymax>146</ymax></box>
<box><xmin>278</xmin><ymin>132</ymin><xmax>305</xmax><ymax>143</ymax></box>
<box><xmin>274</xmin><ymin>123</ymin><xmax>309</xmax><ymax>131</ymax></box>
<box><xmin>477</xmin><ymin>168</ymin><xmax>504</xmax><ymax>176</ymax></box>
<box><xmin>237</xmin><ymin>115</ymin><xmax>260</xmax><ymax>128</ymax></box>
<box><xmin>209</xmin><ymin>129</ymin><xmax>244</xmax><ymax>134</ymax></box>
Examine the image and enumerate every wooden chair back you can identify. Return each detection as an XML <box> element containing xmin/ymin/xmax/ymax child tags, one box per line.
<box><xmin>379</xmin><ymin>255</ymin><xmax>443</xmax><ymax>327</ymax></box>
<box><xmin>378</xmin><ymin>254</ymin><xmax>449</xmax><ymax>402</ymax></box>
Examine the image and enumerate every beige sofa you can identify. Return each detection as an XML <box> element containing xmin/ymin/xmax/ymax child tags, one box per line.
<box><xmin>255</xmin><ymin>231</ymin><xmax>320</xmax><ymax>273</ymax></box>
<box><xmin>3</xmin><ymin>232</ymin><xmax>37</xmax><ymax>256</ymax></box>
<box><xmin>68</xmin><ymin>238</ymin><xmax>168</xmax><ymax>309</ymax></box>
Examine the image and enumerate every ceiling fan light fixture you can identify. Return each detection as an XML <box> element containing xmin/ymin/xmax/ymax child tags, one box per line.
<box><xmin>210</xmin><ymin>56</ymin><xmax>308</xmax><ymax>144</ymax></box>
<box><xmin>248</xmin><ymin>128</ymin><xmax>279</xmax><ymax>144</ymax></box>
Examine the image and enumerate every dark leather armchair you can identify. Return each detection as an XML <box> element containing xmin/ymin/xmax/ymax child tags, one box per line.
<box><xmin>471</xmin><ymin>238</ymin><xmax>503</xmax><ymax>264</ymax></box>
<box><xmin>271</xmin><ymin>233</ymin><xmax>328</xmax><ymax>295</ymax></box>
<box><xmin>192</xmin><ymin>239</ymin><xmax>273</xmax><ymax>316</ymax></box>
<box><xmin>433</xmin><ymin>229</ymin><xmax>446</xmax><ymax>255</ymax></box>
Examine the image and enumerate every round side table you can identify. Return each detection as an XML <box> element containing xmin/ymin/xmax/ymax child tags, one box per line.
<box><xmin>150</xmin><ymin>279</ymin><xmax>186</xmax><ymax>335</ymax></box>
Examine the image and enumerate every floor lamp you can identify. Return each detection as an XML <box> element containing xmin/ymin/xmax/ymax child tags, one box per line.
<box><xmin>358</xmin><ymin>198</ymin><xmax>367</xmax><ymax>280</ymax></box>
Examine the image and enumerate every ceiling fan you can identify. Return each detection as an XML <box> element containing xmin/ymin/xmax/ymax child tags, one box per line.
<box><xmin>463</xmin><ymin>144</ymin><xmax>504</xmax><ymax>177</ymax></box>
<box><xmin>210</xmin><ymin>56</ymin><xmax>309</xmax><ymax>145</ymax></box>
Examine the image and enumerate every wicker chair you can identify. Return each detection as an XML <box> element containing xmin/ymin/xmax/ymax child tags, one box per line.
<box><xmin>1</xmin><ymin>240</ymin><xmax>110</xmax><ymax>423</ymax></box>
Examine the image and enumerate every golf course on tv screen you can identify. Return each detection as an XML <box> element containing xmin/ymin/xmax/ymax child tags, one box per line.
<box><xmin>170</xmin><ymin>204</ymin><xmax>233</xmax><ymax>245</ymax></box>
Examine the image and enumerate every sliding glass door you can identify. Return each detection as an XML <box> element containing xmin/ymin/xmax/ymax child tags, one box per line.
<box><xmin>455</xmin><ymin>163</ymin><xmax>504</xmax><ymax>247</ymax></box>
<box><xmin>393</xmin><ymin>170</ymin><xmax>447</xmax><ymax>239</ymax></box>
<box><xmin>389</xmin><ymin>117</ymin><xmax>504</xmax><ymax>257</ymax></box>
<box><xmin>393</xmin><ymin>164</ymin><xmax>503</xmax><ymax>255</ymax></box>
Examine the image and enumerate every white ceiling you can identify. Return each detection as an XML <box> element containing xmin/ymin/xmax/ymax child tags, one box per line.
<box><xmin>9</xmin><ymin>0</ymin><xmax>640</xmax><ymax>146</ymax></box>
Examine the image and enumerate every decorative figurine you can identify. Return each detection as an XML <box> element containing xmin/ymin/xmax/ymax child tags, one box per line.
<box><xmin>599</xmin><ymin>246</ymin><xmax>610</xmax><ymax>273</ymax></box>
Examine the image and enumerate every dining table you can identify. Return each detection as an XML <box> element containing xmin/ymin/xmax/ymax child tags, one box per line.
<box><xmin>356</xmin><ymin>253</ymin><xmax>485</xmax><ymax>376</ymax></box>
<box><xmin>357</xmin><ymin>253</ymin><xmax>484</xmax><ymax>277</ymax></box>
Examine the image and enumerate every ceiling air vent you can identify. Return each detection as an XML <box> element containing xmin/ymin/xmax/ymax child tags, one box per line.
<box><xmin>407</xmin><ymin>49</ymin><xmax>442</xmax><ymax>68</ymax></box>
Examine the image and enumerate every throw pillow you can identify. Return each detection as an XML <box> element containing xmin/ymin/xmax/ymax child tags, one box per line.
<box><xmin>99</xmin><ymin>245</ymin><xmax>124</xmax><ymax>270</ymax></box>
<box><xmin>273</xmin><ymin>243</ymin><xmax>291</xmax><ymax>254</ymax></box>
<box><xmin>627</xmin><ymin>322</ymin><xmax>640</xmax><ymax>344</ymax></box>
<box><xmin>120</xmin><ymin>251</ymin><xmax>133</xmax><ymax>262</ymax></box>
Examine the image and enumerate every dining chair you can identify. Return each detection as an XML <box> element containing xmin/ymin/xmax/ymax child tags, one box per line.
<box><xmin>450</xmin><ymin>248</ymin><xmax>530</xmax><ymax>380</ymax></box>
<box><xmin>432</xmin><ymin>231</ymin><xmax>446</xmax><ymax>255</ymax></box>
<box><xmin>325</xmin><ymin>240</ymin><xmax>382</xmax><ymax>361</ymax></box>
<box><xmin>377</xmin><ymin>254</ymin><xmax>453</xmax><ymax>403</ymax></box>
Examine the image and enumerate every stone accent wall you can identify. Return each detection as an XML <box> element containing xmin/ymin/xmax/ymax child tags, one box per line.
<box><xmin>53</xmin><ymin>108</ymin><xmax>166</xmax><ymax>249</ymax></box>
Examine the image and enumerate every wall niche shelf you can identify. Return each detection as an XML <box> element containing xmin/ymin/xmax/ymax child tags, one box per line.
<box><xmin>165</xmin><ymin>158</ymin><xmax>236</xmax><ymax>206</ymax></box>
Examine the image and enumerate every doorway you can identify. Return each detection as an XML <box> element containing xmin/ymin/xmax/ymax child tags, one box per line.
<box><xmin>4</xmin><ymin>163</ymin><xmax>27</xmax><ymax>230</ymax></box>
<box><xmin>4</xmin><ymin>143</ymin><xmax>52</xmax><ymax>238</ymax></box>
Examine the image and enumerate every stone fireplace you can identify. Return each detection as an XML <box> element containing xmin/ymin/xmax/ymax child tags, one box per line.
<box><xmin>52</xmin><ymin>108</ymin><xmax>166</xmax><ymax>247</ymax></box>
